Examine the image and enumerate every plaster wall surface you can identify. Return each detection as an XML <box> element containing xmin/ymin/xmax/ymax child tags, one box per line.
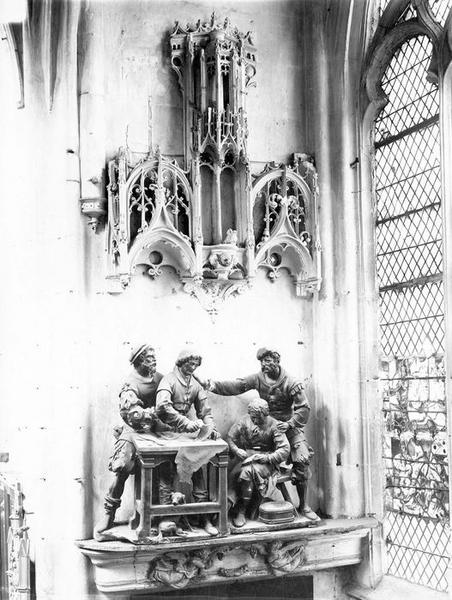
<box><xmin>0</xmin><ymin>1</ymin><xmax>325</xmax><ymax>598</ymax></box>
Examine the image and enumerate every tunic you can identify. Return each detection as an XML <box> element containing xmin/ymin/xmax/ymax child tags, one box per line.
<box><xmin>110</xmin><ymin>371</ymin><xmax>164</xmax><ymax>474</ymax></box>
<box><xmin>227</xmin><ymin>415</ymin><xmax>290</xmax><ymax>498</ymax></box>
<box><xmin>120</xmin><ymin>370</ymin><xmax>164</xmax><ymax>409</ymax></box>
<box><xmin>156</xmin><ymin>368</ymin><xmax>216</xmax><ymax>503</ymax></box>
<box><xmin>156</xmin><ymin>368</ymin><xmax>214</xmax><ymax>432</ymax></box>
<box><xmin>212</xmin><ymin>369</ymin><xmax>309</xmax><ymax>427</ymax></box>
<box><xmin>212</xmin><ymin>369</ymin><xmax>312</xmax><ymax>475</ymax></box>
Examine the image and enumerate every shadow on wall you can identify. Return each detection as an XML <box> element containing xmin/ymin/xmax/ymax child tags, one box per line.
<box><xmin>135</xmin><ymin>573</ymin><xmax>313</xmax><ymax>599</ymax></box>
<box><xmin>315</xmin><ymin>402</ymin><xmax>347</xmax><ymax>519</ymax></box>
<box><xmin>208</xmin><ymin>393</ymin><xmax>253</xmax><ymax>440</ymax></box>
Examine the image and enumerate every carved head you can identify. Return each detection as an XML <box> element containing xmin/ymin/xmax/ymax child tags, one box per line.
<box><xmin>256</xmin><ymin>347</ymin><xmax>281</xmax><ymax>378</ymax></box>
<box><xmin>130</xmin><ymin>344</ymin><xmax>157</xmax><ymax>378</ymax></box>
<box><xmin>248</xmin><ymin>398</ymin><xmax>270</xmax><ymax>427</ymax></box>
<box><xmin>218</xmin><ymin>252</ymin><xmax>234</xmax><ymax>267</ymax></box>
<box><xmin>170</xmin><ymin>491</ymin><xmax>186</xmax><ymax>505</ymax></box>
<box><xmin>176</xmin><ymin>349</ymin><xmax>202</xmax><ymax>376</ymax></box>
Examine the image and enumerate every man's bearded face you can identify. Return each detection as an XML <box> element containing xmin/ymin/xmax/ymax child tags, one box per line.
<box><xmin>180</xmin><ymin>357</ymin><xmax>200</xmax><ymax>377</ymax></box>
<box><xmin>136</xmin><ymin>349</ymin><xmax>157</xmax><ymax>377</ymax></box>
<box><xmin>260</xmin><ymin>354</ymin><xmax>280</xmax><ymax>378</ymax></box>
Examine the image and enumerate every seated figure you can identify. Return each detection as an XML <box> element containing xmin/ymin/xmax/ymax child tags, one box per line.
<box><xmin>227</xmin><ymin>398</ymin><xmax>290</xmax><ymax>527</ymax></box>
<box><xmin>204</xmin><ymin>347</ymin><xmax>320</xmax><ymax>521</ymax></box>
<box><xmin>156</xmin><ymin>348</ymin><xmax>221</xmax><ymax>536</ymax></box>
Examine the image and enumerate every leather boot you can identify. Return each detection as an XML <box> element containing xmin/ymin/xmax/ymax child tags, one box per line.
<box><xmin>94</xmin><ymin>496</ymin><xmax>121</xmax><ymax>541</ymax></box>
<box><xmin>232</xmin><ymin>499</ymin><xmax>246</xmax><ymax>527</ymax></box>
<box><xmin>233</xmin><ymin>481</ymin><xmax>253</xmax><ymax>527</ymax></box>
<box><xmin>295</xmin><ymin>482</ymin><xmax>320</xmax><ymax>522</ymax></box>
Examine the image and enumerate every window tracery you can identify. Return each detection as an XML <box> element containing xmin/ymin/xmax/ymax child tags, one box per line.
<box><xmin>366</xmin><ymin>0</ymin><xmax>451</xmax><ymax>591</ymax></box>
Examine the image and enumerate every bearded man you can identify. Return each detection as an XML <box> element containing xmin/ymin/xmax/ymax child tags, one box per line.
<box><xmin>206</xmin><ymin>347</ymin><xmax>319</xmax><ymax>521</ymax></box>
<box><xmin>94</xmin><ymin>343</ymin><xmax>164</xmax><ymax>540</ymax></box>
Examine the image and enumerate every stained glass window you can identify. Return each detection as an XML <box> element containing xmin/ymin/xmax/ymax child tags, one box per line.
<box><xmin>374</xmin><ymin>33</ymin><xmax>449</xmax><ymax>591</ymax></box>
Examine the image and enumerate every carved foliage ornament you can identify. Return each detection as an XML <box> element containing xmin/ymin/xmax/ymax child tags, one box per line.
<box><xmin>146</xmin><ymin>540</ymin><xmax>307</xmax><ymax>589</ymax></box>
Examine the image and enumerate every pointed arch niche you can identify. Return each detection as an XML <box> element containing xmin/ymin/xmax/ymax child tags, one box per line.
<box><xmin>104</xmin><ymin>14</ymin><xmax>321</xmax><ymax>314</ymax></box>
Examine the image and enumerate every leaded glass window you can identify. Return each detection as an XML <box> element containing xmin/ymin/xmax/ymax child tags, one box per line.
<box><xmin>374</xmin><ymin>33</ymin><xmax>450</xmax><ymax>591</ymax></box>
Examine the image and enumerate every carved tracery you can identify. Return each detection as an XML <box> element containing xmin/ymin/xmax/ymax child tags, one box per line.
<box><xmin>105</xmin><ymin>14</ymin><xmax>321</xmax><ymax>308</ymax></box>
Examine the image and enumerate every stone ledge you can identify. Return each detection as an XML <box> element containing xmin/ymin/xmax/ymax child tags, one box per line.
<box><xmin>347</xmin><ymin>576</ymin><xmax>448</xmax><ymax>600</ymax></box>
<box><xmin>77</xmin><ymin>518</ymin><xmax>378</xmax><ymax>595</ymax></box>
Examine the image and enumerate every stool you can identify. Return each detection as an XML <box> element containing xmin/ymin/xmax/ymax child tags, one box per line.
<box><xmin>276</xmin><ymin>464</ymin><xmax>300</xmax><ymax>516</ymax></box>
<box><xmin>129</xmin><ymin>435</ymin><xmax>229</xmax><ymax>540</ymax></box>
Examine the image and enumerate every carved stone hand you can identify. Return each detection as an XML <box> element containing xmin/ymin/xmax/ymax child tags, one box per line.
<box><xmin>276</xmin><ymin>421</ymin><xmax>290</xmax><ymax>433</ymax></box>
<box><xmin>250</xmin><ymin>453</ymin><xmax>268</xmax><ymax>463</ymax></box>
<box><xmin>236</xmin><ymin>449</ymin><xmax>248</xmax><ymax>461</ymax></box>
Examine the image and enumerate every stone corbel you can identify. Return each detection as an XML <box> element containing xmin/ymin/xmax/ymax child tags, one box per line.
<box><xmin>80</xmin><ymin>197</ymin><xmax>107</xmax><ymax>232</ymax></box>
<box><xmin>183</xmin><ymin>277</ymin><xmax>251</xmax><ymax>319</ymax></box>
<box><xmin>77</xmin><ymin>518</ymin><xmax>378</xmax><ymax>596</ymax></box>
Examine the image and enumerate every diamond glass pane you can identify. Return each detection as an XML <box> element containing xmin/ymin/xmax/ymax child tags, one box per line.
<box><xmin>429</xmin><ymin>0</ymin><xmax>452</xmax><ymax>25</ymax></box>
<box><xmin>376</xmin><ymin>204</ymin><xmax>442</xmax><ymax>256</ymax></box>
<box><xmin>376</xmin><ymin>165</ymin><xmax>440</xmax><ymax>222</ymax></box>
<box><xmin>374</xmin><ymin>30</ymin><xmax>449</xmax><ymax>592</ymax></box>
<box><xmin>375</xmin><ymin>123</ymin><xmax>440</xmax><ymax>191</ymax></box>
<box><xmin>379</xmin><ymin>282</ymin><xmax>444</xmax><ymax>356</ymax></box>
<box><xmin>375</xmin><ymin>37</ymin><xmax>438</xmax><ymax>144</ymax></box>
<box><xmin>383</xmin><ymin>513</ymin><xmax>449</xmax><ymax>591</ymax></box>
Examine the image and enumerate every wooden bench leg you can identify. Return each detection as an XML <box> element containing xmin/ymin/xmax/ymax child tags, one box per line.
<box><xmin>278</xmin><ymin>481</ymin><xmax>292</xmax><ymax>503</ymax></box>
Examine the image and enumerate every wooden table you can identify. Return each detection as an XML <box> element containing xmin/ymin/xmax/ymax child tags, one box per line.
<box><xmin>129</xmin><ymin>434</ymin><xmax>229</xmax><ymax>539</ymax></box>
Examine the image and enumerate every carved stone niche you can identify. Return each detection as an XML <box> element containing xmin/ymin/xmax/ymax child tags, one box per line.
<box><xmin>104</xmin><ymin>15</ymin><xmax>321</xmax><ymax>312</ymax></box>
<box><xmin>250</xmin><ymin>155</ymin><xmax>321</xmax><ymax>298</ymax></box>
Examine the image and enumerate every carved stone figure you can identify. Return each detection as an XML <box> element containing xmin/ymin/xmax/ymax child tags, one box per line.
<box><xmin>206</xmin><ymin>347</ymin><xmax>320</xmax><ymax>521</ymax></box>
<box><xmin>227</xmin><ymin>398</ymin><xmax>290</xmax><ymax>527</ymax></box>
<box><xmin>94</xmin><ymin>344</ymin><xmax>164</xmax><ymax>540</ymax></box>
<box><xmin>265</xmin><ymin>540</ymin><xmax>307</xmax><ymax>575</ymax></box>
<box><xmin>155</xmin><ymin>492</ymin><xmax>193</xmax><ymax>542</ymax></box>
<box><xmin>156</xmin><ymin>349</ymin><xmax>221</xmax><ymax>536</ymax></box>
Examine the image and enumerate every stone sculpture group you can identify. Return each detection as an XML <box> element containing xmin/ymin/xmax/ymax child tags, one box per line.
<box><xmin>94</xmin><ymin>344</ymin><xmax>320</xmax><ymax>542</ymax></box>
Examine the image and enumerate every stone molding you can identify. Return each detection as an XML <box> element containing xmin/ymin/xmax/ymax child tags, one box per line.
<box><xmin>77</xmin><ymin>517</ymin><xmax>377</xmax><ymax>595</ymax></box>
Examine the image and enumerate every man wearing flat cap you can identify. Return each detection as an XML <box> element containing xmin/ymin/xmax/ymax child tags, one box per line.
<box><xmin>156</xmin><ymin>348</ymin><xmax>220</xmax><ymax>535</ymax></box>
<box><xmin>205</xmin><ymin>347</ymin><xmax>319</xmax><ymax>521</ymax></box>
<box><xmin>95</xmin><ymin>344</ymin><xmax>164</xmax><ymax>540</ymax></box>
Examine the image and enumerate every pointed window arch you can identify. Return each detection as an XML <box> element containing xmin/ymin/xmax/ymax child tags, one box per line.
<box><xmin>364</xmin><ymin>0</ymin><xmax>452</xmax><ymax>591</ymax></box>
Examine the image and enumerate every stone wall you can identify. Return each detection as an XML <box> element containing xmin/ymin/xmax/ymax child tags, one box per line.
<box><xmin>0</xmin><ymin>0</ymin><xmax>378</xmax><ymax>598</ymax></box>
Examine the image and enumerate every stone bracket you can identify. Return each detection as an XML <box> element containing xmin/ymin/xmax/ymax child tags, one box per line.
<box><xmin>77</xmin><ymin>517</ymin><xmax>378</xmax><ymax>596</ymax></box>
